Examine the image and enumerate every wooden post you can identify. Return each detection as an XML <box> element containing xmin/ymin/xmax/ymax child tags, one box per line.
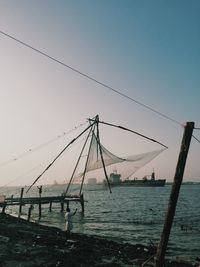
<box><xmin>80</xmin><ymin>193</ymin><xmax>85</xmax><ymax>213</ymax></box>
<box><xmin>28</xmin><ymin>204</ymin><xmax>34</xmax><ymax>221</ymax></box>
<box><xmin>2</xmin><ymin>203</ymin><xmax>6</xmax><ymax>214</ymax></box>
<box><xmin>38</xmin><ymin>186</ymin><xmax>42</xmax><ymax>218</ymax></box>
<box><xmin>60</xmin><ymin>200</ymin><xmax>64</xmax><ymax>212</ymax></box>
<box><xmin>18</xmin><ymin>187</ymin><xmax>24</xmax><ymax>217</ymax></box>
<box><xmin>155</xmin><ymin>122</ymin><xmax>194</xmax><ymax>267</ymax></box>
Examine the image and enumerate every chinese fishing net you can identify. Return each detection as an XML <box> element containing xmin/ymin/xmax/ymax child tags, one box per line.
<box><xmin>73</xmin><ymin>131</ymin><xmax>166</xmax><ymax>183</ymax></box>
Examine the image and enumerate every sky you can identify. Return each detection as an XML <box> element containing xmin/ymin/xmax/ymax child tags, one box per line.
<box><xmin>0</xmin><ymin>0</ymin><xmax>200</xmax><ymax>187</ymax></box>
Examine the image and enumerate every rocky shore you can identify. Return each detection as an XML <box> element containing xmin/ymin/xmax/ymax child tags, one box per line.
<box><xmin>0</xmin><ymin>213</ymin><xmax>199</xmax><ymax>267</ymax></box>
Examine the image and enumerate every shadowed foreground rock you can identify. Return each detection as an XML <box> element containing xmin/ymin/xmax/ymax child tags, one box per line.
<box><xmin>0</xmin><ymin>214</ymin><xmax>199</xmax><ymax>267</ymax></box>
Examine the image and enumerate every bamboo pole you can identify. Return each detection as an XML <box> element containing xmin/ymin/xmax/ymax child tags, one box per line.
<box><xmin>96</xmin><ymin>116</ymin><xmax>112</xmax><ymax>193</ymax></box>
<box><xmin>155</xmin><ymin>122</ymin><xmax>194</xmax><ymax>267</ymax></box>
<box><xmin>27</xmin><ymin>120</ymin><xmax>96</xmax><ymax>193</ymax></box>
<box><xmin>79</xmin><ymin>116</ymin><xmax>98</xmax><ymax>195</ymax></box>
<box><xmin>65</xmin><ymin>123</ymin><xmax>93</xmax><ymax>195</ymax></box>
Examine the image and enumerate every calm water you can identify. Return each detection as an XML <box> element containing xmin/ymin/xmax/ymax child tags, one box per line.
<box><xmin>1</xmin><ymin>183</ymin><xmax>200</xmax><ymax>261</ymax></box>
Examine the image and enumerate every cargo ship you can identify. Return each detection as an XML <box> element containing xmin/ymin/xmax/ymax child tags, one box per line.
<box><xmin>107</xmin><ymin>171</ymin><xmax>166</xmax><ymax>187</ymax></box>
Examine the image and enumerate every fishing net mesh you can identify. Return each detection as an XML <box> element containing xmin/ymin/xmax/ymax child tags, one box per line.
<box><xmin>83</xmin><ymin>133</ymin><xmax>166</xmax><ymax>181</ymax></box>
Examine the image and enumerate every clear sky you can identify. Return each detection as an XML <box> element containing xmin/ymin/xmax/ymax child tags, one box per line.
<box><xmin>0</xmin><ymin>0</ymin><xmax>199</xmax><ymax>186</ymax></box>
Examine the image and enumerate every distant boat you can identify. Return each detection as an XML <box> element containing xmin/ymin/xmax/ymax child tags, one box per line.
<box><xmin>107</xmin><ymin>171</ymin><xmax>166</xmax><ymax>187</ymax></box>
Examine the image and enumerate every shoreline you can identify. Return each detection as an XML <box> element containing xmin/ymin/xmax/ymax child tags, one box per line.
<box><xmin>0</xmin><ymin>213</ymin><xmax>199</xmax><ymax>267</ymax></box>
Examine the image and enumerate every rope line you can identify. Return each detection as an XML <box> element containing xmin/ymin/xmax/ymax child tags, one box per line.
<box><xmin>89</xmin><ymin>118</ymin><xmax>168</xmax><ymax>149</ymax></box>
<box><xmin>0</xmin><ymin>135</ymin><xmax>87</xmax><ymax>188</ymax></box>
<box><xmin>0</xmin><ymin>122</ymin><xmax>86</xmax><ymax>168</ymax></box>
<box><xmin>0</xmin><ymin>159</ymin><xmax>51</xmax><ymax>188</ymax></box>
<box><xmin>0</xmin><ymin>30</ymin><xmax>182</xmax><ymax>126</ymax></box>
<box><xmin>192</xmin><ymin>135</ymin><xmax>200</xmax><ymax>143</ymax></box>
<box><xmin>26</xmin><ymin>120</ymin><xmax>96</xmax><ymax>193</ymax></box>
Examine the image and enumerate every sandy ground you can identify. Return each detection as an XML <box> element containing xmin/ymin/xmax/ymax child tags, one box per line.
<box><xmin>0</xmin><ymin>213</ymin><xmax>199</xmax><ymax>267</ymax></box>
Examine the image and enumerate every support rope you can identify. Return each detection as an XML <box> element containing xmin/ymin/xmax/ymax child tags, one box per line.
<box><xmin>89</xmin><ymin>118</ymin><xmax>168</xmax><ymax>149</ymax></box>
<box><xmin>0</xmin><ymin>122</ymin><xmax>86</xmax><ymax>168</ymax></box>
<box><xmin>0</xmin><ymin>30</ymin><xmax>182</xmax><ymax>126</ymax></box>
<box><xmin>26</xmin><ymin>121</ymin><xmax>96</xmax><ymax>193</ymax></box>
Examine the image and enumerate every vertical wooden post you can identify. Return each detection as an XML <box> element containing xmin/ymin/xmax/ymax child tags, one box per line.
<box><xmin>155</xmin><ymin>122</ymin><xmax>194</xmax><ymax>267</ymax></box>
<box><xmin>38</xmin><ymin>186</ymin><xmax>42</xmax><ymax>218</ymax></box>
<box><xmin>18</xmin><ymin>187</ymin><xmax>24</xmax><ymax>217</ymax></box>
<box><xmin>28</xmin><ymin>204</ymin><xmax>34</xmax><ymax>221</ymax></box>
<box><xmin>61</xmin><ymin>201</ymin><xmax>64</xmax><ymax>212</ymax></box>
<box><xmin>28</xmin><ymin>205</ymin><xmax>31</xmax><ymax>221</ymax></box>
<box><xmin>80</xmin><ymin>193</ymin><xmax>85</xmax><ymax>213</ymax></box>
<box><xmin>2</xmin><ymin>203</ymin><xmax>6</xmax><ymax>214</ymax></box>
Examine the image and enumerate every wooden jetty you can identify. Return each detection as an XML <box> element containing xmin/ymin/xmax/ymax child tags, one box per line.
<box><xmin>0</xmin><ymin>187</ymin><xmax>85</xmax><ymax>220</ymax></box>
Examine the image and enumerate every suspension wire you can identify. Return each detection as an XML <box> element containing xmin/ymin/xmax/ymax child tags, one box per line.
<box><xmin>192</xmin><ymin>135</ymin><xmax>200</xmax><ymax>143</ymax></box>
<box><xmin>66</xmin><ymin>124</ymin><xmax>94</xmax><ymax>195</ymax></box>
<box><xmin>0</xmin><ymin>122</ymin><xmax>86</xmax><ymax>168</ymax></box>
<box><xmin>192</xmin><ymin>127</ymin><xmax>200</xmax><ymax>143</ymax></box>
<box><xmin>0</xmin><ymin>135</ymin><xmax>87</xmax><ymax>189</ymax></box>
<box><xmin>0</xmin><ymin>186</ymin><xmax>22</xmax><ymax>198</ymax></box>
<box><xmin>26</xmin><ymin>120</ymin><xmax>96</xmax><ymax>193</ymax></box>
<box><xmin>0</xmin><ymin>134</ymin><xmax>65</xmax><ymax>168</ymax></box>
<box><xmin>89</xmin><ymin>118</ymin><xmax>168</xmax><ymax>149</ymax></box>
<box><xmin>1</xmin><ymin>156</ymin><xmax>57</xmax><ymax>189</ymax></box>
<box><xmin>0</xmin><ymin>30</ymin><xmax>182</xmax><ymax>126</ymax></box>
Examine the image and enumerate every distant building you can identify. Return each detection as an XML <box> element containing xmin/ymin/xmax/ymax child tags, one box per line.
<box><xmin>87</xmin><ymin>178</ymin><xmax>97</xmax><ymax>184</ymax></box>
<box><xmin>53</xmin><ymin>180</ymin><xmax>59</xmax><ymax>185</ymax></box>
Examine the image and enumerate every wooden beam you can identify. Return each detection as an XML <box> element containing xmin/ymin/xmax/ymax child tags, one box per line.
<box><xmin>155</xmin><ymin>122</ymin><xmax>194</xmax><ymax>267</ymax></box>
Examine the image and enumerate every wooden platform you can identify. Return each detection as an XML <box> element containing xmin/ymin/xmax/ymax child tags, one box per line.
<box><xmin>0</xmin><ymin>189</ymin><xmax>85</xmax><ymax>220</ymax></box>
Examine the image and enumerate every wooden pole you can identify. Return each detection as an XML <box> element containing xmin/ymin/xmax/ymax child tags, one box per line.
<box><xmin>38</xmin><ymin>186</ymin><xmax>42</xmax><ymax>218</ymax></box>
<box><xmin>80</xmin><ymin>193</ymin><xmax>85</xmax><ymax>213</ymax></box>
<box><xmin>61</xmin><ymin>201</ymin><xmax>64</xmax><ymax>212</ymax></box>
<box><xmin>2</xmin><ymin>203</ymin><xmax>6</xmax><ymax>214</ymax></box>
<box><xmin>79</xmin><ymin>120</ymin><xmax>97</xmax><ymax>195</ymax></box>
<box><xmin>18</xmin><ymin>187</ymin><xmax>24</xmax><ymax>217</ymax></box>
<box><xmin>28</xmin><ymin>204</ymin><xmax>34</xmax><ymax>221</ymax></box>
<box><xmin>155</xmin><ymin>122</ymin><xmax>194</xmax><ymax>267</ymax></box>
<box><xmin>96</xmin><ymin>116</ymin><xmax>112</xmax><ymax>193</ymax></box>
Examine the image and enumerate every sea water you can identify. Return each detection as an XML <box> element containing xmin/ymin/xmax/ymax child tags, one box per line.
<box><xmin>1</xmin><ymin>183</ymin><xmax>200</xmax><ymax>261</ymax></box>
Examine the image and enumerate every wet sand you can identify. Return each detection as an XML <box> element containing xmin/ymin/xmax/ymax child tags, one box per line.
<box><xmin>0</xmin><ymin>213</ymin><xmax>198</xmax><ymax>267</ymax></box>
